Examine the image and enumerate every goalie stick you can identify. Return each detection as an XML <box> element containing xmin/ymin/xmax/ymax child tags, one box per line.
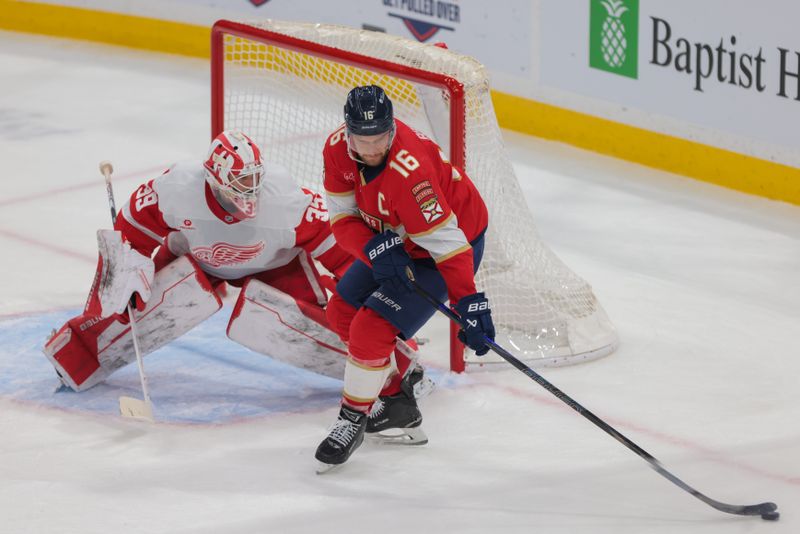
<box><xmin>100</xmin><ymin>161</ymin><xmax>154</xmax><ymax>422</ymax></box>
<box><xmin>406</xmin><ymin>269</ymin><xmax>779</xmax><ymax>521</ymax></box>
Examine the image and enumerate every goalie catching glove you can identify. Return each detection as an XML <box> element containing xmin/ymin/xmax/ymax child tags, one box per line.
<box><xmin>364</xmin><ymin>230</ymin><xmax>416</xmax><ymax>294</ymax></box>
<box><xmin>453</xmin><ymin>292</ymin><xmax>495</xmax><ymax>356</ymax></box>
<box><xmin>96</xmin><ymin>229</ymin><xmax>155</xmax><ymax>317</ymax></box>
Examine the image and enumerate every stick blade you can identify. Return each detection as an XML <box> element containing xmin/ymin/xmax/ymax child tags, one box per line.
<box><xmin>119</xmin><ymin>396</ymin><xmax>154</xmax><ymax>422</ymax></box>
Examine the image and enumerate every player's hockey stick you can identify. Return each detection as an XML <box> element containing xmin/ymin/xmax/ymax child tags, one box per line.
<box><xmin>407</xmin><ymin>272</ymin><xmax>779</xmax><ymax>521</ymax></box>
<box><xmin>100</xmin><ymin>161</ymin><xmax>154</xmax><ymax>422</ymax></box>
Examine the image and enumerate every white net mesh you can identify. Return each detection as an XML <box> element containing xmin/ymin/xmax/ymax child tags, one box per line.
<box><xmin>215</xmin><ymin>20</ymin><xmax>618</xmax><ymax>368</ymax></box>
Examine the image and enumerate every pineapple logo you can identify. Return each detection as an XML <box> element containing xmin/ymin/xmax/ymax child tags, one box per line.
<box><xmin>589</xmin><ymin>0</ymin><xmax>639</xmax><ymax>79</ymax></box>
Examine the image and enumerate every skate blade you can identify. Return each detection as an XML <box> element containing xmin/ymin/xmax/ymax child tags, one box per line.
<box><xmin>315</xmin><ymin>461</ymin><xmax>344</xmax><ymax>475</ymax></box>
<box><xmin>366</xmin><ymin>426</ymin><xmax>428</xmax><ymax>446</ymax></box>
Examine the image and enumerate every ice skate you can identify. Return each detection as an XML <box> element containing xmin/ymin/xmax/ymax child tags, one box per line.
<box><xmin>366</xmin><ymin>367</ymin><xmax>429</xmax><ymax>446</ymax></box>
<box><xmin>409</xmin><ymin>363</ymin><xmax>436</xmax><ymax>399</ymax></box>
<box><xmin>315</xmin><ymin>406</ymin><xmax>368</xmax><ymax>474</ymax></box>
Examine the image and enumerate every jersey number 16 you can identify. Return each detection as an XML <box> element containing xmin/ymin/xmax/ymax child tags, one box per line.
<box><xmin>389</xmin><ymin>150</ymin><xmax>420</xmax><ymax>178</ymax></box>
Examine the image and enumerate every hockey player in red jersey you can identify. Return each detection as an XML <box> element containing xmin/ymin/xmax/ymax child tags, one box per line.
<box><xmin>44</xmin><ymin>130</ymin><xmax>422</xmax><ymax>393</ymax></box>
<box><xmin>315</xmin><ymin>85</ymin><xmax>495</xmax><ymax>471</ymax></box>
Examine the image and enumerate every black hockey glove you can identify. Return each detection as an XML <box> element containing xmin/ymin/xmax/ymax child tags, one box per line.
<box><xmin>364</xmin><ymin>230</ymin><xmax>416</xmax><ymax>294</ymax></box>
<box><xmin>453</xmin><ymin>292</ymin><xmax>495</xmax><ymax>356</ymax></box>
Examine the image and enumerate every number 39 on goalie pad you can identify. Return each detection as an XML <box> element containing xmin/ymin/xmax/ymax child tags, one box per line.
<box><xmin>227</xmin><ymin>279</ymin><xmax>348</xmax><ymax>379</ymax></box>
<box><xmin>43</xmin><ymin>255</ymin><xmax>222</xmax><ymax>391</ymax></box>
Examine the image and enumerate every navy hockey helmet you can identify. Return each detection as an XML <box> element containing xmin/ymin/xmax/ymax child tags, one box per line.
<box><xmin>344</xmin><ymin>85</ymin><xmax>394</xmax><ymax>136</ymax></box>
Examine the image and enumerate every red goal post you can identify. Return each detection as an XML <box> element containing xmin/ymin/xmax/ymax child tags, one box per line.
<box><xmin>210</xmin><ymin>19</ymin><xmax>618</xmax><ymax>373</ymax></box>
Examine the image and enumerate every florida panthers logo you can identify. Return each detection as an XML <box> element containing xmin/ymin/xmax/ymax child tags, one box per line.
<box><xmin>191</xmin><ymin>242</ymin><xmax>265</xmax><ymax>267</ymax></box>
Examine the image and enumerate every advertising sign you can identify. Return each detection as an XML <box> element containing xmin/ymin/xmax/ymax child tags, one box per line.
<box><xmin>541</xmin><ymin>0</ymin><xmax>800</xmax><ymax>163</ymax></box>
<box><xmin>44</xmin><ymin>0</ymin><xmax>533</xmax><ymax>79</ymax></box>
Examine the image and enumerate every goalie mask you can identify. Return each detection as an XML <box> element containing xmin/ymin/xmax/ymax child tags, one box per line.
<box><xmin>204</xmin><ymin>130</ymin><xmax>264</xmax><ymax>219</ymax></box>
<box><xmin>344</xmin><ymin>85</ymin><xmax>396</xmax><ymax>166</ymax></box>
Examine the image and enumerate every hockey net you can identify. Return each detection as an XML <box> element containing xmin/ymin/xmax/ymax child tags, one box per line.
<box><xmin>211</xmin><ymin>19</ymin><xmax>618</xmax><ymax>372</ymax></box>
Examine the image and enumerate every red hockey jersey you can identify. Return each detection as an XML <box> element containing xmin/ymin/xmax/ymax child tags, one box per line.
<box><xmin>323</xmin><ymin>119</ymin><xmax>488</xmax><ymax>303</ymax></box>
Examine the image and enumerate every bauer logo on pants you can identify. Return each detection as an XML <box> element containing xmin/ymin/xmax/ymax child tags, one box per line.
<box><xmin>371</xmin><ymin>290</ymin><xmax>402</xmax><ymax>312</ymax></box>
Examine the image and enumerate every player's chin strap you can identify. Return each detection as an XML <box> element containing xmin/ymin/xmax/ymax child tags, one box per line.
<box><xmin>345</xmin><ymin>144</ymin><xmax>367</xmax><ymax>166</ymax></box>
<box><xmin>404</xmin><ymin>267</ymin><xmax>779</xmax><ymax>521</ymax></box>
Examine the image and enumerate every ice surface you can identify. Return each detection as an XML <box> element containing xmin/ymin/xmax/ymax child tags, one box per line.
<box><xmin>1</xmin><ymin>30</ymin><xmax>798</xmax><ymax>534</ymax></box>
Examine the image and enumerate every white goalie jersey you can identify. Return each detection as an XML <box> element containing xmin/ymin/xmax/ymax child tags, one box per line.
<box><xmin>116</xmin><ymin>160</ymin><xmax>347</xmax><ymax>281</ymax></box>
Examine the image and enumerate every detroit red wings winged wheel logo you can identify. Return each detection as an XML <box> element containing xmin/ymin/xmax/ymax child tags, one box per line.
<box><xmin>191</xmin><ymin>242</ymin><xmax>265</xmax><ymax>267</ymax></box>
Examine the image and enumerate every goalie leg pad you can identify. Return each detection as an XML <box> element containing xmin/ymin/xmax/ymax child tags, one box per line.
<box><xmin>96</xmin><ymin>255</ymin><xmax>222</xmax><ymax>371</ymax></box>
<box><xmin>44</xmin><ymin>316</ymin><xmax>113</xmax><ymax>391</ymax></box>
<box><xmin>227</xmin><ymin>279</ymin><xmax>348</xmax><ymax>378</ymax></box>
<box><xmin>43</xmin><ymin>255</ymin><xmax>222</xmax><ymax>391</ymax></box>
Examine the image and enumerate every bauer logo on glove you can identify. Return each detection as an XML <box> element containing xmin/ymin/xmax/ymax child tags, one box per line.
<box><xmin>364</xmin><ymin>231</ymin><xmax>416</xmax><ymax>294</ymax></box>
<box><xmin>453</xmin><ymin>292</ymin><xmax>495</xmax><ymax>356</ymax></box>
<box><xmin>367</xmin><ymin>234</ymin><xmax>404</xmax><ymax>261</ymax></box>
<box><xmin>466</xmin><ymin>300</ymin><xmax>490</xmax><ymax>313</ymax></box>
